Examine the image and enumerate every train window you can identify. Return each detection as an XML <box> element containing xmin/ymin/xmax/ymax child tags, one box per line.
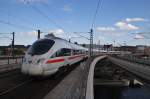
<box><xmin>28</xmin><ymin>39</ymin><xmax>55</xmax><ymax>55</ymax></box>
<box><xmin>73</xmin><ymin>50</ymin><xmax>76</xmax><ymax>55</ymax></box>
<box><xmin>81</xmin><ymin>50</ymin><xmax>84</xmax><ymax>54</ymax></box>
<box><xmin>60</xmin><ymin>48</ymin><xmax>71</xmax><ymax>56</ymax></box>
<box><xmin>73</xmin><ymin>50</ymin><xmax>82</xmax><ymax>55</ymax></box>
<box><xmin>51</xmin><ymin>48</ymin><xmax>71</xmax><ymax>58</ymax></box>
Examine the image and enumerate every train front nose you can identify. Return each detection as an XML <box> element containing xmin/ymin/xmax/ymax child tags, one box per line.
<box><xmin>28</xmin><ymin>64</ymin><xmax>43</xmax><ymax>75</ymax></box>
<box><xmin>22</xmin><ymin>64</ymin><xmax>43</xmax><ymax>76</ymax></box>
<box><xmin>21</xmin><ymin>54</ymin><xmax>46</xmax><ymax>76</ymax></box>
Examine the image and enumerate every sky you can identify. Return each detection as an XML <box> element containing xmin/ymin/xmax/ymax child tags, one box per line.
<box><xmin>0</xmin><ymin>0</ymin><xmax>150</xmax><ymax>46</ymax></box>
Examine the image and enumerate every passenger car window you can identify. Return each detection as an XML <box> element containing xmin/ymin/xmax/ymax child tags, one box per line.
<box><xmin>61</xmin><ymin>48</ymin><xmax>71</xmax><ymax>56</ymax></box>
<box><xmin>51</xmin><ymin>48</ymin><xmax>71</xmax><ymax>58</ymax></box>
<box><xmin>73</xmin><ymin>50</ymin><xmax>82</xmax><ymax>55</ymax></box>
<box><xmin>28</xmin><ymin>39</ymin><xmax>55</xmax><ymax>55</ymax></box>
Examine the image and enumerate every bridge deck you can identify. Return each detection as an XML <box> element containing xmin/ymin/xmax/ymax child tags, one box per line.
<box><xmin>44</xmin><ymin>57</ymin><xmax>95</xmax><ymax>99</ymax></box>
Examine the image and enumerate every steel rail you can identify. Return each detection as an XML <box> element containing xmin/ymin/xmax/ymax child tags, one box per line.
<box><xmin>0</xmin><ymin>79</ymin><xmax>33</xmax><ymax>96</ymax></box>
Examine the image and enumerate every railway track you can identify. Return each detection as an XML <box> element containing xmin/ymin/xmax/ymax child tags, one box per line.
<box><xmin>0</xmin><ymin>70</ymin><xmax>32</xmax><ymax>95</ymax></box>
<box><xmin>0</xmin><ymin>69</ymin><xmax>21</xmax><ymax>78</ymax></box>
<box><xmin>0</xmin><ymin>61</ymin><xmax>82</xmax><ymax>99</ymax></box>
<box><xmin>0</xmin><ymin>79</ymin><xmax>33</xmax><ymax>96</ymax></box>
<box><xmin>94</xmin><ymin>58</ymin><xmax>150</xmax><ymax>99</ymax></box>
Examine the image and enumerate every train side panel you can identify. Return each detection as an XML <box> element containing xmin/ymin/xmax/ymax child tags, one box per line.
<box><xmin>21</xmin><ymin>37</ymin><xmax>88</xmax><ymax>76</ymax></box>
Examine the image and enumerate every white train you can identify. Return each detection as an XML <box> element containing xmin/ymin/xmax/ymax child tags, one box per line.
<box><xmin>21</xmin><ymin>34</ymin><xmax>88</xmax><ymax>76</ymax></box>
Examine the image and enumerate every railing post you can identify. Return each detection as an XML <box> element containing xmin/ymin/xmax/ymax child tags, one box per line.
<box><xmin>8</xmin><ymin>57</ymin><xmax>10</xmax><ymax>64</ymax></box>
<box><xmin>16</xmin><ymin>57</ymin><xmax>17</xmax><ymax>63</ymax></box>
<box><xmin>22</xmin><ymin>57</ymin><xmax>23</xmax><ymax>63</ymax></box>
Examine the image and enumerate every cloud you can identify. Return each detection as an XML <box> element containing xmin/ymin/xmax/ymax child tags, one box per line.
<box><xmin>20</xmin><ymin>29</ymin><xmax>64</xmax><ymax>38</ymax></box>
<box><xmin>18</xmin><ymin>31</ymin><xmax>38</xmax><ymax>38</ymax></box>
<box><xmin>62</xmin><ymin>4</ymin><xmax>73</xmax><ymax>12</ymax></box>
<box><xmin>134</xmin><ymin>34</ymin><xmax>144</xmax><ymax>39</ymax></box>
<box><xmin>96</xmin><ymin>17</ymin><xmax>147</xmax><ymax>39</ymax></box>
<box><xmin>27</xmin><ymin>30</ymin><xmax>37</xmax><ymax>37</ymax></box>
<box><xmin>98</xmin><ymin>36</ymin><xmax>105</xmax><ymax>40</ymax></box>
<box><xmin>96</xmin><ymin>27</ymin><xmax>116</xmax><ymax>32</ymax></box>
<box><xmin>96</xmin><ymin>26</ymin><xmax>125</xmax><ymax>37</ymax></box>
<box><xmin>115</xmin><ymin>21</ymin><xmax>139</xmax><ymax>30</ymax></box>
<box><xmin>49</xmin><ymin>29</ymin><xmax>64</xmax><ymax>35</ymax></box>
<box><xmin>126</xmin><ymin>18</ymin><xmax>146</xmax><ymax>22</ymax></box>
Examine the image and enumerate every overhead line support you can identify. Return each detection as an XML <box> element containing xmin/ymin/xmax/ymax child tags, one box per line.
<box><xmin>90</xmin><ymin>29</ymin><xmax>93</xmax><ymax>56</ymax></box>
<box><xmin>12</xmin><ymin>32</ymin><xmax>15</xmax><ymax>57</ymax></box>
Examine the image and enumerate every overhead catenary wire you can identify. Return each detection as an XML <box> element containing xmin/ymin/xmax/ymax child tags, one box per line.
<box><xmin>0</xmin><ymin>33</ymin><xmax>12</xmax><ymax>40</ymax></box>
<box><xmin>0</xmin><ymin>9</ymin><xmax>39</xmax><ymax>29</ymax></box>
<box><xmin>91</xmin><ymin>0</ymin><xmax>102</xmax><ymax>29</ymax></box>
<box><xmin>0</xmin><ymin>20</ymin><xmax>36</xmax><ymax>30</ymax></box>
<box><xmin>0</xmin><ymin>36</ymin><xmax>12</xmax><ymax>40</ymax></box>
<box><xmin>40</xmin><ymin>2</ymin><xmax>62</xmax><ymax>19</ymax></box>
<box><xmin>40</xmin><ymin>2</ymin><xmax>77</xmax><ymax>37</ymax></box>
<box><xmin>25</xmin><ymin>0</ymin><xmax>65</xmax><ymax>31</ymax></box>
<box><xmin>88</xmin><ymin>0</ymin><xmax>102</xmax><ymax>56</ymax></box>
<box><xmin>73</xmin><ymin>32</ymin><xmax>90</xmax><ymax>40</ymax></box>
<box><xmin>0</xmin><ymin>33</ymin><xmax>12</xmax><ymax>34</ymax></box>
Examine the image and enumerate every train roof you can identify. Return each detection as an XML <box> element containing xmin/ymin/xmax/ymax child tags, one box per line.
<box><xmin>44</xmin><ymin>34</ymin><xmax>88</xmax><ymax>51</ymax></box>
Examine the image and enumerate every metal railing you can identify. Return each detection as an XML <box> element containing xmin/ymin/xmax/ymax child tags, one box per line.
<box><xmin>109</xmin><ymin>56</ymin><xmax>150</xmax><ymax>84</ymax></box>
<box><xmin>115</xmin><ymin>55</ymin><xmax>150</xmax><ymax>66</ymax></box>
<box><xmin>0</xmin><ymin>56</ymin><xmax>24</xmax><ymax>72</ymax></box>
<box><xmin>0</xmin><ymin>56</ymin><xmax>24</xmax><ymax>65</ymax></box>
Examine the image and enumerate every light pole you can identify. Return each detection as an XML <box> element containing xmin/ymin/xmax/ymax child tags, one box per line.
<box><xmin>37</xmin><ymin>30</ymin><xmax>41</xmax><ymax>39</ymax></box>
<box><xmin>12</xmin><ymin>32</ymin><xmax>15</xmax><ymax>57</ymax></box>
<box><xmin>98</xmin><ymin>40</ymin><xmax>100</xmax><ymax>52</ymax></box>
<box><xmin>90</xmin><ymin>29</ymin><xmax>93</xmax><ymax>56</ymax></box>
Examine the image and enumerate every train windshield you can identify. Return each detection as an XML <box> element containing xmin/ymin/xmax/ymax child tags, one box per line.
<box><xmin>28</xmin><ymin>39</ymin><xmax>55</xmax><ymax>55</ymax></box>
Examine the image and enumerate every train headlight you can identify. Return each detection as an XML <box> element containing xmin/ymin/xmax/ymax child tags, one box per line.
<box><xmin>37</xmin><ymin>58</ymin><xmax>45</xmax><ymax>64</ymax></box>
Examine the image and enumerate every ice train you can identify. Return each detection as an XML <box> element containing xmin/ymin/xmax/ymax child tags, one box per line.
<box><xmin>21</xmin><ymin>34</ymin><xmax>88</xmax><ymax>76</ymax></box>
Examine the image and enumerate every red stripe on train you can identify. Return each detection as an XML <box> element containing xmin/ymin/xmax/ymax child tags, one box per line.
<box><xmin>46</xmin><ymin>54</ymin><xmax>86</xmax><ymax>63</ymax></box>
<box><xmin>46</xmin><ymin>58</ymin><xmax>65</xmax><ymax>63</ymax></box>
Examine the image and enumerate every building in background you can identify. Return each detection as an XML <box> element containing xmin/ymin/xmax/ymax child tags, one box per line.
<box><xmin>0</xmin><ymin>45</ymin><xmax>30</xmax><ymax>56</ymax></box>
<box><xmin>80</xmin><ymin>44</ymin><xmax>113</xmax><ymax>51</ymax></box>
<box><xmin>114</xmin><ymin>46</ymin><xmax>137</xmax><ymax>53</ymax></box>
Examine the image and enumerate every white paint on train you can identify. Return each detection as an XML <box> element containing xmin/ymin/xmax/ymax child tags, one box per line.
<box><xmin>21</xmin><ymin>35</ymin><xmax>88</xmax><ymax>76</ymax></box>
